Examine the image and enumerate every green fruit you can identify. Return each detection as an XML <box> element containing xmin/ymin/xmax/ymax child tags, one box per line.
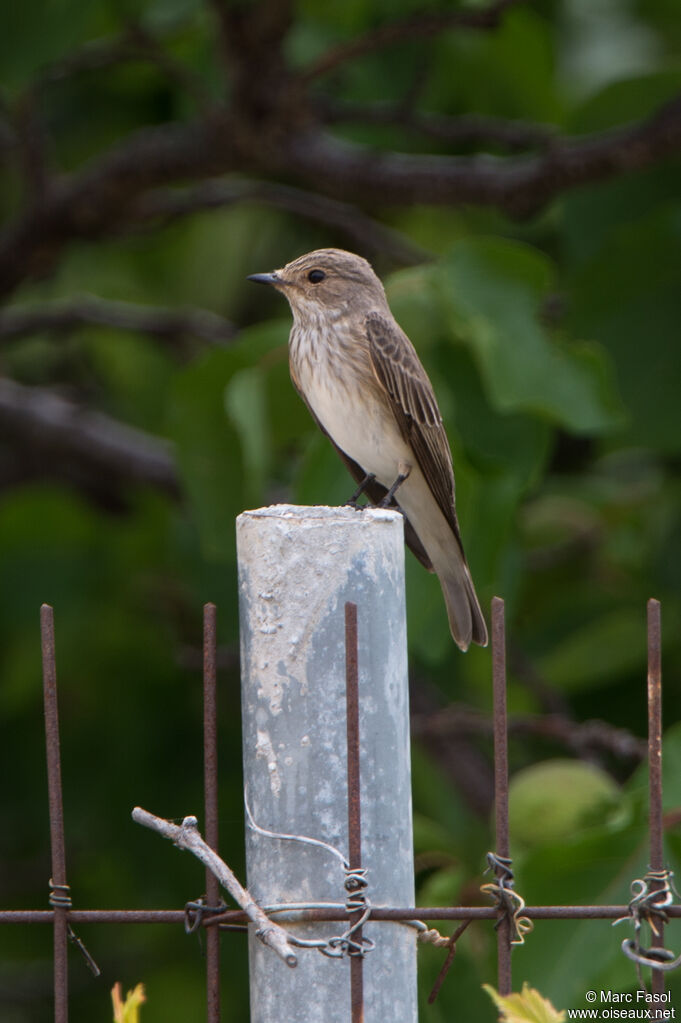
<box><xmin>508</xmin><ymin>759</ymin><xmax>620</xmax><ymax>848</ymax></box>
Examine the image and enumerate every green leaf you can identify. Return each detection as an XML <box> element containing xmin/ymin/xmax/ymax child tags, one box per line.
<box><xmin>483</xmin><ymin>982</ymin><xmax>566</xmax><ymax>1023</ymax></box>
<box><xmin>426</xmin><ymin>9</ymin><xmax>561</xmax><ymax>123</ymax></box>
<box><xmin>538</xmin><ymin>607</ymin><xmax>649</xmax><ymax>693</ymax></box>
<box><xmin>567</xmin><ymin>203</ymin><xmax>681</xmax><ymax>452</ymax></box>
<box><xmin>0</xmin><ymin>0</ymin><xmax>114</xmax><ymax>91</ymax></box>
<box><xmin>435</xmin><ymin>239</ymin><xmax>625</xmax><ymax>434</ymax></box>
<box><xmin>225</xmin><ymin>367</ymin><xmax>269</xmax><ymax>507</ymax></box>
<box><xmin>112</xmin><ymin>982</ymin><xmax>146</xmax><ymax>1023</ymax></box>
<box><xmin>167</xmin><ymin>349</ymin><xmax>244</xmax><ymax>562</ymax></box>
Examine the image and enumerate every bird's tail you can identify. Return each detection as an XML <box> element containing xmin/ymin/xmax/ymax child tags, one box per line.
<box><xmin>438</xmin><ymin>554</ymin><xmax>488</xmax><ymax>652</ymax></box>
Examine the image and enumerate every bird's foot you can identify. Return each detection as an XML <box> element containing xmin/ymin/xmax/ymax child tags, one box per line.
<box><xmin>344</xmin><ymin>473</ymin><xmax>376</xmax><ymax>508</ymax></box>
<box><xmin>378</xmin><ymin>472</ymin><xmax>408</xmax><ymax>508</ymax></box>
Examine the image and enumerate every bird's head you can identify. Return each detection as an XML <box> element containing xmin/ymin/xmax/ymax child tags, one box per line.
<box><xmin>248</xmin><ymin>248</ymin><xmax>388</xmax><ymax>322</ymax></box>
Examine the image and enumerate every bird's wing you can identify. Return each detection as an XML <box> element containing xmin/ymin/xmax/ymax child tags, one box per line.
<box><xmin>289</xmin><ymin>358</ymin><xmax>434</xmax><ymax>571</ymax></box>
<box><xmin>365</xmin><ymin>312</ymin><xmax>464</xmax><ymax>548</ymax></box>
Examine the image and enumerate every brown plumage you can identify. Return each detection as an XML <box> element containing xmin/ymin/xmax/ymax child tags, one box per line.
<box><xmin>248</xmin><ymin>248</ymin><xmax>488</xmax><ymax>650</ymax></box>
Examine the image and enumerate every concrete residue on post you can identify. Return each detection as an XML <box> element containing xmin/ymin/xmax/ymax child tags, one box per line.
<box><xmin>237</xmin><ymin>504</ymin><xmax>417</xmax><ymax>1023</ymax></box>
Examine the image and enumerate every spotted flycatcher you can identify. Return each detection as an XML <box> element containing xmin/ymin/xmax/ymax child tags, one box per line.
<box><xmin>248</xmin><ymin>248</ymin><xmax>488</xmax><ymax>650</ymax></box>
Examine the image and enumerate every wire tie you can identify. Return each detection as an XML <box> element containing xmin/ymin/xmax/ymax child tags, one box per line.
<box><xmin>614</xmin><ymin>867</ymin><xmax>681</xmax><ymax>982</ymax></box>
<box><xmin>244</xmin><ymin>793</ymin><xmax>375</xmax><ymax>959</ymax></box>
<box><xmin>481</xmin><ymin>852</ymin><xmax>533</xmax><ymax>946</ymax></box>
<box><xmin>48</xmin><ymin>879</ymin><xmax>72</xmax><ymax>909</ymax></box>
<box><xmin>49</xmin><ymin>880</ymin><xmax>101</xmax><ymax>977</ymax></box>
<box><xmin>184</xmin><ymin>896</ymin><xmax>228</xmax><ymax>935</ymax></box>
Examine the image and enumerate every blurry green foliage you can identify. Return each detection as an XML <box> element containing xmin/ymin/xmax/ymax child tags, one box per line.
<box><xmin>1</xmin><ymin>0</ymin><xmax>681</xmax><ymax>1021</ymax></box>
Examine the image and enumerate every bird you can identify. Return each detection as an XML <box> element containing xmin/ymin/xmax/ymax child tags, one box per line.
<box><xmin>248</xmin><ymin>248</ymin><xmax>488</xmax><ymax>651</ymax></box>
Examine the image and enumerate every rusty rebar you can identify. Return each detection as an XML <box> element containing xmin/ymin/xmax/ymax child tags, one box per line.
<box><xmin>491</xmin><ymin>597</ymin><xmax>512</xmax><ymax>995</ymax></box>
<box><xmin>345</xmin><ymin>601</ymin><xmax>364</xmax><ymax>1023</ymax></box>
<box><xmin>647</xmin><ymin>599</ymin><xmax>665</xmax><ymax>1006</ymax></box>
<box><xmin>4</xmin><ymin>903</ymin><xmax>681</xmax><ymax>927</ymax></box>
<box><xmin>41</xmin><ymin>604</ymin><xmax>68</xmax><ymax>1023</ymax></box>
<box><xmin>203</xmin><ymin>603</ymin><xmax>221</xmax><ymax>1022</ymax></box>
<box><xmin>4</xmin><ymin>595</ymin><xmax>673</xmax><ymax>1017</ymax></box>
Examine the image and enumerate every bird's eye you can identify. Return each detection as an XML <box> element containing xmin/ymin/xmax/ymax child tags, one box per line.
<box><xmin>308</xmin><ymin>269</ymin><xmax>326</xmax><ymax>284</ymax></box>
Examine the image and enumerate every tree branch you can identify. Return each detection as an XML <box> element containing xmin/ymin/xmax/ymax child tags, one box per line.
<box><xmin>0</xmin><ymin>113</ymin><xmax>237</xmax><ymax>298</ymax></box>
<box><xmin>299</xmin><ymin>0</ymin><xmax>523</xmax><ymax>83</ymax></box>
<box><xmin>207</xmin><ymin>0</ymin><xmax>295</xmax><ymax>109</ymax></box>
<box><xmin>1</xmin><ymin>89</ymin><xmax>680</xmax><ymax>299</ymax></box>
<box><xmin>284</xmin><ymin>93</ymin><xmax>681</xmax><ymax>215</ymax></box>
<box><xmin>11</xmin><ymin>90</ymin><xmax>51</xmax><ymax>202</ymax></box>
<box><xmin>36</xmin><ymin>18</ymin><xmax>204</xmax><ymax>101</ymax></box>
<box><xmin>322</xmin><ymin>101</ymin><xmax>556</xmax><ymax>152</ymax></box>
<box><xmin>412</xmin><ymin>704</ymin><xmax>646</xmax><ymax>762</ymax></box>
<box><xmin>0</xmin><ymin>295</ymin><xmax>238</xmax><ymax>348</ymax></box>
<box><xmin>133</xmin><ymin>178</ymin><xmax>429</xmax><ymax>266</ymax></box>
<box><xmin>0</xmin><ymin>377</ymin><xmax>179</xmax><ymax>496</ymax></box>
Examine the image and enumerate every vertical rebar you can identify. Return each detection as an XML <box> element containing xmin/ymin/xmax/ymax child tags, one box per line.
<box><xmin>345</xmin><ymin>602</ymin><xmax>364</xmax><ymax>1023</ymax></box>
<box><xmin>491</xmin><ymin>596</ymin><xmax>512</xmax><ymax>996</ymax></box>
<box><xmin>41</xmin><ymin>604</ymin><xmax>68</xmax><ymax>1023</ymax></box>
<box><xmin>647</xmin><ymin>598</ymin><xmax>664</xmax><ymax>1006</ymax></box>
<box><xmin>203</xmin><ymin>602</ymin><xmax>221</xmax><ymax>1021</ymax></box>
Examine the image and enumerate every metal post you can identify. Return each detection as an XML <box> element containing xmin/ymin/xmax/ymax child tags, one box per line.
<box><xmin>491</xmin><ymin>597</ymin><xmax>512</xmax><ymax>995</ymax></box>
<box><xmin>647</xmin><ymin>599</ymin><xmax>665</xmax><ymax>1011</ymax></box>
<box><xmin>41</xmin><ymin>604</ymin><xmax>69</xmax><ymax>1023</ymax></box>
<box><xmin>203</xmin><ymin>603</ymin><xmax>221</xmax><ymax>1021</ymax></box>
<box><xmin>237</xmin><ymin>505</ymin><xmax>416</xmax><ymax>1023</ymax></box>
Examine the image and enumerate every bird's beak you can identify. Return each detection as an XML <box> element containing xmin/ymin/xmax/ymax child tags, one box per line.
<box><xmin>247</xmin><ymin>272</ymin><xmax>280</xmax><ymax>286</ymax></box>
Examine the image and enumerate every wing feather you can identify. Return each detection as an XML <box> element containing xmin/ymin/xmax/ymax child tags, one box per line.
<box><xmin>365</xmin><ymin>312</ymin><xmax>464</xmax><ymax>549</ymax></box>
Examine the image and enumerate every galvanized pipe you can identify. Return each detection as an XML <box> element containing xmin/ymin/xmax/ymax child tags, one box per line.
<box><xmin>236</xmin><ymin>505</ymin><xmax>417</xmax><ymax>1023</ymax></box>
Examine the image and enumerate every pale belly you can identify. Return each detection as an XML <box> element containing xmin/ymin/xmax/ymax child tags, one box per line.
<box><xmin>300</xmin><ymin>364</ymin><xmax>412</xmax><ymax>488</ymax></box>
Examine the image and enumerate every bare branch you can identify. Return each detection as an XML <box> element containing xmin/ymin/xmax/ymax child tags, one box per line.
<box><xmin>38</xmin><ymin>32</ymin><xmax>147</xmax><ymax>84</ymax></box>
<box><xmin>0</xmin><ymin>295</ymin><xmax>238</xmax><ymax>348</ymax></box>
<box><xmin>299</xmin><ymin>0</ymin><xmax>523</xmax><ymax>83</ymax></box>
<box><xmin>0</xmin><ymin>377</ymin><xmax>178</xmax><ymax>495</ymax></box>
<box><xmin>412</xmin><ymin>704</ymin><xmax>646</xmax><ymax>762</ymax></box>
<box><xmin>1</xmin><ymin>91</ymin><xmax>680</xmax><ymax>299</ymax></box>
<box><xmin>322</xmin><ymin>101</ymin><xmax>556</xmax><ymax>152</ymax></box>
<box><xmin>124</xmin><ymin>24</ymin><xmax>209</xmax><ymax>107</ymax></box>
<box><xmin>132</xmin><ymin>807</ymin><xmax>298</xmax><ymax>967</ymax></box>
<box><xmin>410</xmin><ymin>678</ymin><xmax>494</xmax><ymax>817</ymax></box>
<box><xmin>35</xmin><ymin>18</ymin><xmax>204</xmax><ymax>103</ymax></box>
<box><xmin>284</xmin><ymin>93</ymin><xmax>681</xmax><ymax>216</ymax></box>
<box><xmin>207</xmin><ymin>0</ymin><xmax>295</xmax><ymax>99</ymax></box>
<box><xmin>0</xmin><ymin>113</ymin><xmax>237</xmax><ymax>298</ymax></box>
<box><xmin>134</xmin><ymin>178</ymin><xmax>429</xmax><ymax>266</ymax></box>
<box><xmin>11</xmin><ymin>90</ymin><xmax>51</xmax><ymax>201</ymax></box>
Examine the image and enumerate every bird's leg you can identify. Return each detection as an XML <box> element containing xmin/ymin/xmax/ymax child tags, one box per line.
<box><xmin>379</xmin><ymin>464</ymin><xmax>411</xmax><ymax>507</ymax></box>
<box><xmin>344</xmin><ymin>472</ymin><xmax>376</xmax><ymax>508</ymax></box>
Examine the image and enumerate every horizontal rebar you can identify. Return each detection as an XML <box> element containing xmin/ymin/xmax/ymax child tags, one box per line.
<box><xmin>5</xmin><ymin>905</ymin><xmax>681</xmax><ymax>925</ymax></box>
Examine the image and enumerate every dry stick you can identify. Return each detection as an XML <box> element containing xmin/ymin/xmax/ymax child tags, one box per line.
<box><xmin>131</xmin><ymin>807</ymin><xmax>297</xmax><ymax>968</ymax></box>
